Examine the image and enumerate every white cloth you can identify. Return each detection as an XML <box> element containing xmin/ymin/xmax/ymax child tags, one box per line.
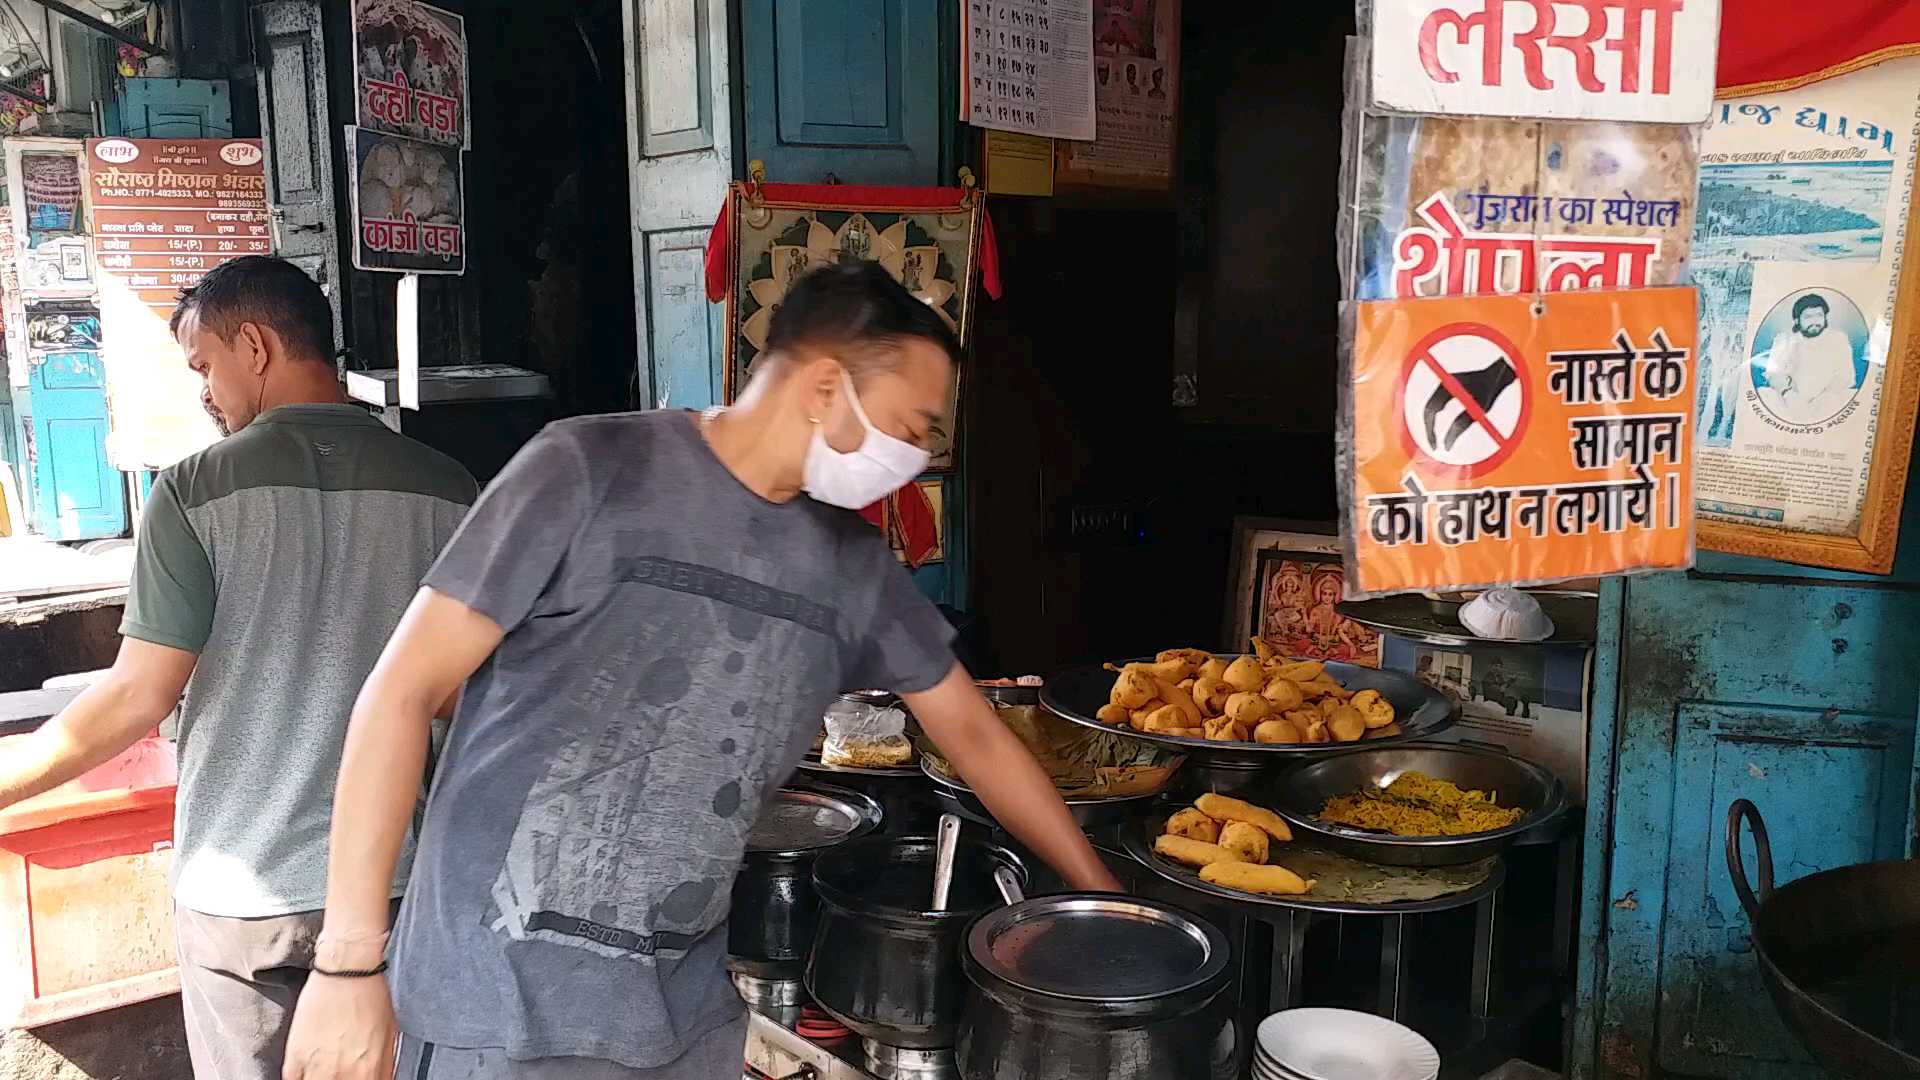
<box><xmin>1761</xmin><ymin>328</ymin><xmax>1854</xmax><ymax>423</ymax></box>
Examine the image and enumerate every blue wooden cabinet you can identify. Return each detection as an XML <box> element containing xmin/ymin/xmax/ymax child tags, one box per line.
<box><xmin>27</xmin><ymin>350</ymin><xmax>126</xmax><ymax>540</ymax></box>
<box><xmin>1578</xmin><ymin>477</ymin><xmax>1920</xmax><ymax>1079</ymax></box>
<box><xmin>738</xmin><ymin>0</ymin><xmax>952</xmax><ymax>187</ymax></box>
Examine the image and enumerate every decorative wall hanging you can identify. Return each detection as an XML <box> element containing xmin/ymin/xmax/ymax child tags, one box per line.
<box><xmin>704</xmin><ymin>169</ymin><xmax>1001</xmax><ymax>473</ymax></box>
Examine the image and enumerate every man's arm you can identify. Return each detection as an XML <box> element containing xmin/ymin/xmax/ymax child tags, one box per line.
<box><xmin>0</xmin><ymin>638</ymin><xmax>194</xmax><ymax>809</ymax></box>
<box><xmin>904</xmin><ymin>665</ymin><xmax>1122</xmax><ymax>893</ymax></box>
<box><xmin>283</xmin><ymin>587</ymin><xmax>501</xmax><ymax>1080</ymax></box>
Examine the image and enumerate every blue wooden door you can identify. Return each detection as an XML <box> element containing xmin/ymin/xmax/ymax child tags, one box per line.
<box><xmin>739</xmin><ymin>0</ymin><xmax>951</xmax><ymax>186</ymax></box>
<box><xmin>28</xmin><ymin>350</ymin><xmax>125</xmax><ymax>540</ymax></box>
<box><xmin>1589</xmin><ymin>502</ymin><xmax>1920</xmax><ymax>1077</ymax></box>
<box><xmin>108</xmin><ymin>78</ymin><xmax>235</xmax><ymax>138</ymax></box>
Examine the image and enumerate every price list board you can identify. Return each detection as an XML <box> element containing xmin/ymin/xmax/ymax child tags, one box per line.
<box><xmin>85</xmin><ymin>139</ymin><xmax>270</xmax><ymax>317</ymax></box>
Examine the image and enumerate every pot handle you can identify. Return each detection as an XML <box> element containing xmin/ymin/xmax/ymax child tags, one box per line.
<box><xmin>1725</xmin><ymin>798</ymin><xmax>1775</xmax><ymax>922</ymax></box>
<box><xmin>932</xmin><ymin>813</ymin><xmax>962</xmax><ymax>912</ymax></box>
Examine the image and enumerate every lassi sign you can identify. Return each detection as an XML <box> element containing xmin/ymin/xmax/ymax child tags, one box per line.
<box><xmin>1369</xmin><ymin>0</ymin><xmax>1721</xmax><ymax>123</ymax></box>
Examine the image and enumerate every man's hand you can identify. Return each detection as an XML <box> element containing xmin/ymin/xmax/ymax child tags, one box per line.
<box><xmin>282</xmin><ymin>974</ymin><xmax>397</xmax><ymax>1080</ymax></box>
<box><xmin>904</xmin><ymin>665</ymin><xmax>1123</xmax><ymax>893</ymax></box>
<box><xmin>0</xmin><ymin>637</ymin><xmax>194</xmax><ymax>809</ymax></box>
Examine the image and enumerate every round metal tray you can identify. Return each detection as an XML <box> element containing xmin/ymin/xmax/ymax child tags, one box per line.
<box><xmin>918</xmin><ymin>756</ymin><xmax>1175</xmax><ymax>830</ymax></box>
<box><xmin>1040</xmin><ymin>657</ymin><xmax>1456</xmax><ymax>767</ymax></box>
<box><xmin>1268</xmin><ymin>743</ymin><xmax>1568</xmax><ymax>867</ymax></box>
<box><xmin>1120</xmin><ymin>807</ymin><xmax>1504</xmax><ymax>916</ymax></box>
<box><xmin>1336</xmin><ymin>592</ymin><xmax>1597</xmax><ymax>647</ymax></box>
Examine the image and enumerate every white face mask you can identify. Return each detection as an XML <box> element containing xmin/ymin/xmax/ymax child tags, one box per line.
<box><xmin>802</xmin><ymin>373</ymin><xmax>930</xmax><ymax>509</ymax></box>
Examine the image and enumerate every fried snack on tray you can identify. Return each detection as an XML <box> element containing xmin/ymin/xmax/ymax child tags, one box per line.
<box><xmin>1154</xmin><ymin>834</ymin><xmax>1242</xmax><ymax>868</ymax></box>
<box><xmin>1200</xmin><ymin>861</ymin><xmax>1315</xmax><ymax>896</ymax></box>
<box><xmin>1196</xmin><ymin>793</ymin><xmax>1293</xmax><ymax>842</ymax></box>
<box><xmin>1317</xmin><ymin>770</ymin><xmax>1526</xmax><ymax>836</ymax></box>
<box><xmin>1099</xmin><ymin>647</ymin><xmax>1395</xmax><ymax>744</ymax></box>
<box><xmin>1165</xmin><ymin>807</ymin><xmax>1220</xmax><ymax>843</ymax></box>
<box><xmin>1218</xmin><ymin>821</ymin><xmax>1269</xmax><ymax>864</ymax></box>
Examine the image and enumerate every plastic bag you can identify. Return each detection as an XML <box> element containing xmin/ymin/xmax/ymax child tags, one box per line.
<box><xmin>821</xmin><ymin>694</ymin><xmax>912</xmax><ymax>769</ymax></box>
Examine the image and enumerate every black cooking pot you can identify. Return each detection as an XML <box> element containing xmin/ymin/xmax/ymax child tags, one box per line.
<box><xmin>728</xmin><ymin>784</ymin><xmax>881</xmax><ymax>980</ymax></box>
<box><xmin>956</xmin><ymin>894</ymin><xmax>1235</xmax><ymax>1080</ymax></box>
<box><xmin>806</xmin><ymin>834</ymin><xmax>1027</xmax><ymax>1050</ymax></box>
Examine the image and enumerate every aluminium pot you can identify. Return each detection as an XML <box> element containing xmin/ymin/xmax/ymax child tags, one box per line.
<box><xmin>806</xmin><ymin>833</ymin><xmax>1028</xmax><ymax>1050</ymax></box>
<box><xmin>956</xmin><ymin>894</ymin><xmax>1236</xmax><ymax>1080</ymax></box>
<box><xmin>727</xmin><ymin>783</ymin><xmax>881</xmax><ymax>981</ymax></box>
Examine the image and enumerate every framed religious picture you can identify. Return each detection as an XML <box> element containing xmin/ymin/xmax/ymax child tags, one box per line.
<box><xmin>1224</xmin><ymin>517</ymin><xmax>1382</xmax><ymax>667</ymax></box>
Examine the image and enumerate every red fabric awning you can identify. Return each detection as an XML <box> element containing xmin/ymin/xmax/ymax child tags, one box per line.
<box><xmin>1719</xmin><ymin>0</ymin><xmax>1920</xmax><ymax>96</ymax></box>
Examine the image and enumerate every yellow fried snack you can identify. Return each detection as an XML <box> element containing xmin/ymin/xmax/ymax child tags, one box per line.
<box><xmin>1191</xmin><ymin>676</ymin><xmax>1232</xmax><ymax>716</ymax></box>
<box><xmin>1095</xmin><ymin>703</ymin><xmax>1131</xmax><ymax>725</ymax></box>
<box><xmin>1177</xmin><ymin>677</ymin><xmax>1196</xmax><ymax>693</ymax></box>
<box><xmin>1222</xmin><ymin>657</ymin><xmax>1266</xmax><ymax>693</ymax></box>
<box><xmin>1218</xmin><ymin>821</ymin><xmax>1270</xmax><ymax>864</ymax></box>
<box><xmin>1151</xmin><ymin>676</ymin><xmax>1203</xmax><ymax>726</ymax></box>
<box><xmin>1154</xmin><ymin>834</ymin><xmax>1242</xmax><ymax>869</ymax></box>
<box><xmin>1270</xmin><ymin>660</ymin><xmax>1325</xmax><ymax>684</ymax></box>
<box><xmin>1261</xmin><ymin>677</ymin><xmax>1304</xmax><ymax>710</ymax></box>
<box><xmin>1194</xmin><ymin>793</ymin><xmax>1294</xmax><ymax>842</ymax></box>
<box><xmin>1110</xmin><ymin>668</ymin><xmax>1156</xmax><ymax>709</ymax></box>
<box><xmin>1363</xmin><ymin>721</ymin><xmax>1405</xmax><ymax>740</ymax></box>
<box><xmin>1328</xmin><ymin>705</ymin><xmax>1367</xmax><ymax>743</ymax></box>
<box><xmin>1202</xmin><ymin>715</ymin><xmax>1239</xmax><ymax>742</ymax></box>
<box><xmin>1157</xmin><ymin>648</ymin><xmax>1214</xmax><ymax>670</ymax></box>
<box><xmin>1283</xmin><ymin>708</ymin><xmax>1322</xmax><ymax>731</ymax></box>
<box><xmin>1200</xmin><ymin>861</ymin><xmax>1315</xmax><ymax>896</ymax></box>
<box><xmin>1304</xmin><ymin>719</ymin><xmax>1331</xmax><ymax>744</ymax></box>
<box><xmin>1319</xmin><ymin>697</ymin><xmax>1343</xmax><ymax>719</ymax></box>
<box><xmin>1224</xmin><ymin>691</ymin><xmax>1271</xmax><ymax>728</ymax></box>
<box><xmin>1251</xmin><ymin>637</ymin><xmax>1280</xmax><ymax>663</ymax></box>
<box><xmin>1350</xmin><ymin>688</ymin><xmax>1397</xmax><ymax>729</ymax></box>
<box><xmin>1144</xmin><ymin>704</ymin><xmax>1189</xmax><ymax>733</ymax></box>
<box><xmin>1254</xmin><ymin>717</ymin><xmax>1302</xmax><ymax>744</ymax></box>
<box><xmin>1165</xmin><ymin>808</ymin><xmax>1220</xmax><ymax>844</ymax></box>
<box><xmin>1146</xmin><ymin>657</ymin><xmax>1195</xmax><ymax>682</ymax></box>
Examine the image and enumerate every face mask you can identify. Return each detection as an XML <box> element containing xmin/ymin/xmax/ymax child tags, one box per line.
<box><xmin>802</xmin><ymin>373</ymin><xmax>930</xmax><ymax>509</ymax></box>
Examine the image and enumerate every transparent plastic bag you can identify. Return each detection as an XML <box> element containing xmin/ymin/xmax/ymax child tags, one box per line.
<box><xmin>821</xmin><ymin>694</ymin><xmax>912</xmax><ymax>769</ymax></box>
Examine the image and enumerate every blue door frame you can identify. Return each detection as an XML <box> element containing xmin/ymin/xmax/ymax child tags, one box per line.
<box><xmin>1573</xmin><ymin>466</ymin><xmax>1920</xmax><ymax>1079</ymax></box>
<box><xmin>27</xmin><ymin>350</ymin><xmax>126</xmax><ymax>540</ymax></box>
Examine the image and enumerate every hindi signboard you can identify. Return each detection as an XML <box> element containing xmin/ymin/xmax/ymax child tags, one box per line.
<box><xmin>1369</xmin><ymin>0</ymin><xmax>1721</xmax><ymax>123</ymax></box>
<box><xmin>1689</xmin><ymin>57</ymin><xmax>1920</xmax><ymax>572</ymax></box>
<box><xmin>1056</xmin><ymin>0</ymin><xmax>1180</xmax><ymax>191</ymax></box>
<box><xmin>1344</xmin><ymin>286</ymin><xmax>1697</xmax><ymax>595</ymax></box>
<box><xmin>346</xmin><ymin>126</ymin><xmax>465</xmax><ymax>275</ymax></box>
<box><xmin>352</xmin><ymin>0</ymin><xmax>469</xmax><ymax>148</ymax></box>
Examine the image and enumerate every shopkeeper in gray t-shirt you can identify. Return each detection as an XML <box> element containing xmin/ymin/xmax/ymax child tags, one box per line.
<box><xmin>283</xmin><ymin>261</ymin><xmax>1121</xmax><ymax>1080</ymax></box>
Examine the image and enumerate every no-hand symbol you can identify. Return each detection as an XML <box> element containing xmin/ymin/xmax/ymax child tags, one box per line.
<box><xmin>1399</xmin><ymin>322</ymin><xmax>1531</xmax><ymax>475</ymax></box>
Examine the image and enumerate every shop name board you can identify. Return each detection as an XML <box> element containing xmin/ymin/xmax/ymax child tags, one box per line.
<box><xmin>85</xmin><ymin>139</ymin><xmax>268</xmax><ymax>316</ymax></box>
<box><xmin>1369</xmin><ymin>0</ymin><xmax>1720</xmax><ymax>122</ymax></box>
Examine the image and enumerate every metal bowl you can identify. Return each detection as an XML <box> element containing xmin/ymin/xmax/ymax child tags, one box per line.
<box><xmin>919</xmin><ymin>756</ymin><xmax>1175</xmax><ymax>830</ymax></box>
<box><xmin>1269</xmin><ymin>744</ymin><xmax>1567</xmax><ymax>867</ymax></box>
<box><xmin>1040</xmin><ymin>657</ymin><xmax>1456</xmax><ymax>767</ymax></box>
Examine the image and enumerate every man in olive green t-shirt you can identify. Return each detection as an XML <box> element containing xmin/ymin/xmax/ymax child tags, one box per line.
<box><xmin>0</xmin><ymin>257</ymin><xmax>475</xmax><ymax>1080</ymax></box>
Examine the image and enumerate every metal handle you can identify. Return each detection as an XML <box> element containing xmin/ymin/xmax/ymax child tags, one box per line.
<box><xmin>993</xmin><ymin>865</ymin><xmax>1025</xmax><ymax>905</ymax></box>
<box><xmin>931</xmin><ymin>813</ymin><xmax>962</xmax><ymax>911</ymax></box>
<box><xmin>1725</xmin><ymin>798</ymin><xmax>1775</xmax><ymax>921</ymax></box>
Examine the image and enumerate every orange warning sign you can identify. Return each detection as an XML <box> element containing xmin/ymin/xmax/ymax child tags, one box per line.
<box><xmin>1346</xmin><ymin>287</ymin><xmax>1697</xmax><ymax>596</ymax></box>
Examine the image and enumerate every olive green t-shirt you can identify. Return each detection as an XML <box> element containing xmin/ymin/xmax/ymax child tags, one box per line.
<box><xmin>121</xmin><ymin>403</ymin><xmax>476</xmax><ymax>917</ymax></box>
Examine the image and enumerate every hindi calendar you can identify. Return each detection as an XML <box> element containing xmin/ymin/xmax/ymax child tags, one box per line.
<box><xmin>962</xmin><ymin>0</ymin><xmax>1097</xmax><ymax>141</ymax></box>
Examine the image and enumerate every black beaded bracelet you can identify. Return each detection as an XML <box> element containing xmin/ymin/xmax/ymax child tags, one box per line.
<box><xmin>310</xmin><ymin>960</ymin><xmax>389</xmax><ymax>978</ymax></box>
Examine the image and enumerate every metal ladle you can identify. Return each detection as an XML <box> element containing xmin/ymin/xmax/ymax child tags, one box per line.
<box><xmin>931</xmin><ymin>813</ymin><xmax>962</xmax><ymax>911</ymax></box>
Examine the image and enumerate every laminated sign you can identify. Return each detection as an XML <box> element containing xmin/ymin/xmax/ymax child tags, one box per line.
<box><xmin>1345</xmin><ymin>287</ymin><xmax>1697</xmax><ymax>596</ymax></box>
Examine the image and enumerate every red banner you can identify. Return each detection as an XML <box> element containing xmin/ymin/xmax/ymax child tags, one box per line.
<box><xmin>1720</xmin><ymin>0</ymin><xmax>1920</xmax><ymax>95</ymax></box>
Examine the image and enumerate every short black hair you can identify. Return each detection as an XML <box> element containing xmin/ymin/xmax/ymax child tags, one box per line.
<box><xmin>765</xmin><ymin>259</ymin><xmax>961</xmax><ymax>379</ymax></box>
<box><xmin>1792</xmin><ymin>293</ymin><xmax>1830</xmax><ymax>322</ymax></box>
<box><xmin>170</xmin><ymin>256</ymin><xmax>334</xmax><ymax>366</ymax></box>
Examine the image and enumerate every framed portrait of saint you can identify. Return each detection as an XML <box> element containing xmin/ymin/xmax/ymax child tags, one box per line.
<box><xmin>1224</xmin><ymin>517</ymin><xmax>1382</xmax><ymax>667</ymax></box>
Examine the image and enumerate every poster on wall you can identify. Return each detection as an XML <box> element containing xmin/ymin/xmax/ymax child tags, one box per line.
<box><xmin>1056</xmin><ymin>0</ymin><xmax>1179</xmax><ymax>191</ymax></box>
<box><xmin>1689</xmin><ymin>58</ymin><xmax>1920</xmax><ymax>569</ymax></box>
<box><xmin>961</xmin><ymin>0</ymin><xmax>1097</xmax><ymax>141</ymax></box>
<box><xmin>1223</xmin><ymin>519</ymin><xmax>1382</xmax><ymax>665</ymax></box>
<box><xmin>1343</xmin><ymin>286</ymin><xmax>1698</xmax><ymax>596</ymax></box>
<box><xmin>1347</xmin><ymin>112</ymin><xmax>1700</xmax><ymax>301</ymax></box>
<box><xmin>347</xmin><ymin>127</ymin><xmax>466</xmax><ymax>275</ymax></box>
<box><xmin>14</xmin><ymin>149</ymin><xmax>92</xmax><ymax>297</ymax></box>
<box><xmin>352</xmin><ymin>0</ymin><xmax>469</xmax><ymax>148</ymax></box>
<box><xmin>1367</xmin><ymin>0</ymin><xmax>1720</xmax><ymax>124</ymax></box>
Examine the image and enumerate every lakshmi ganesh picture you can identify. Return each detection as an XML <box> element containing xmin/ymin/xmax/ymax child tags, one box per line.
<box><xmin>1254</xmin><ymin>556</ymin><xmax>1381</xmax><ymax>667</ymax></box>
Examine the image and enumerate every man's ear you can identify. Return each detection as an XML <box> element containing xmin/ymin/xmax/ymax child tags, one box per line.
<box><xmin>237</xmin><ymin>322</ymin><xmax>271</xmax><ymax>375</ymax></box>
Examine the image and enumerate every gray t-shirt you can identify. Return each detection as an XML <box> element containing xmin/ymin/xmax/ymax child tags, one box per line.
<box><xmin>120</xmin><ymin>403</ymin><xmax>476</xmax><ymax>917</ymax></box>
<box><xmin>392</xmin><ymin>411</ymin><xmax>955</xmax><ymax>1067</ymax></box>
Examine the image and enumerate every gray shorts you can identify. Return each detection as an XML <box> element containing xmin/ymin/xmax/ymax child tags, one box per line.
<box><xmin>394</xmin><ymin>1013</ymin><xmax>747</xmax><ymax>1079</ymax></box>
<box><xmin>173</xmin><ymin>904</ymin><xmax>324</xmax><ymax>1080</ymax></box>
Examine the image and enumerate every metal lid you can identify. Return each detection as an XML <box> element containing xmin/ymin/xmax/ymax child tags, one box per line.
<box><xmin>838</xmin><ymin>689</ymin><xmax>900</xmax><ymax>707</ymax></box>
<box><xmin>746</xmin><ymin>786</ymin><xmax>880</xmax><ymax>855</ymax></box>
<box><xmin>965</xmin><ymin>895</ymin><xmax>1229</xmax><ymax>1003</ymax></box>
